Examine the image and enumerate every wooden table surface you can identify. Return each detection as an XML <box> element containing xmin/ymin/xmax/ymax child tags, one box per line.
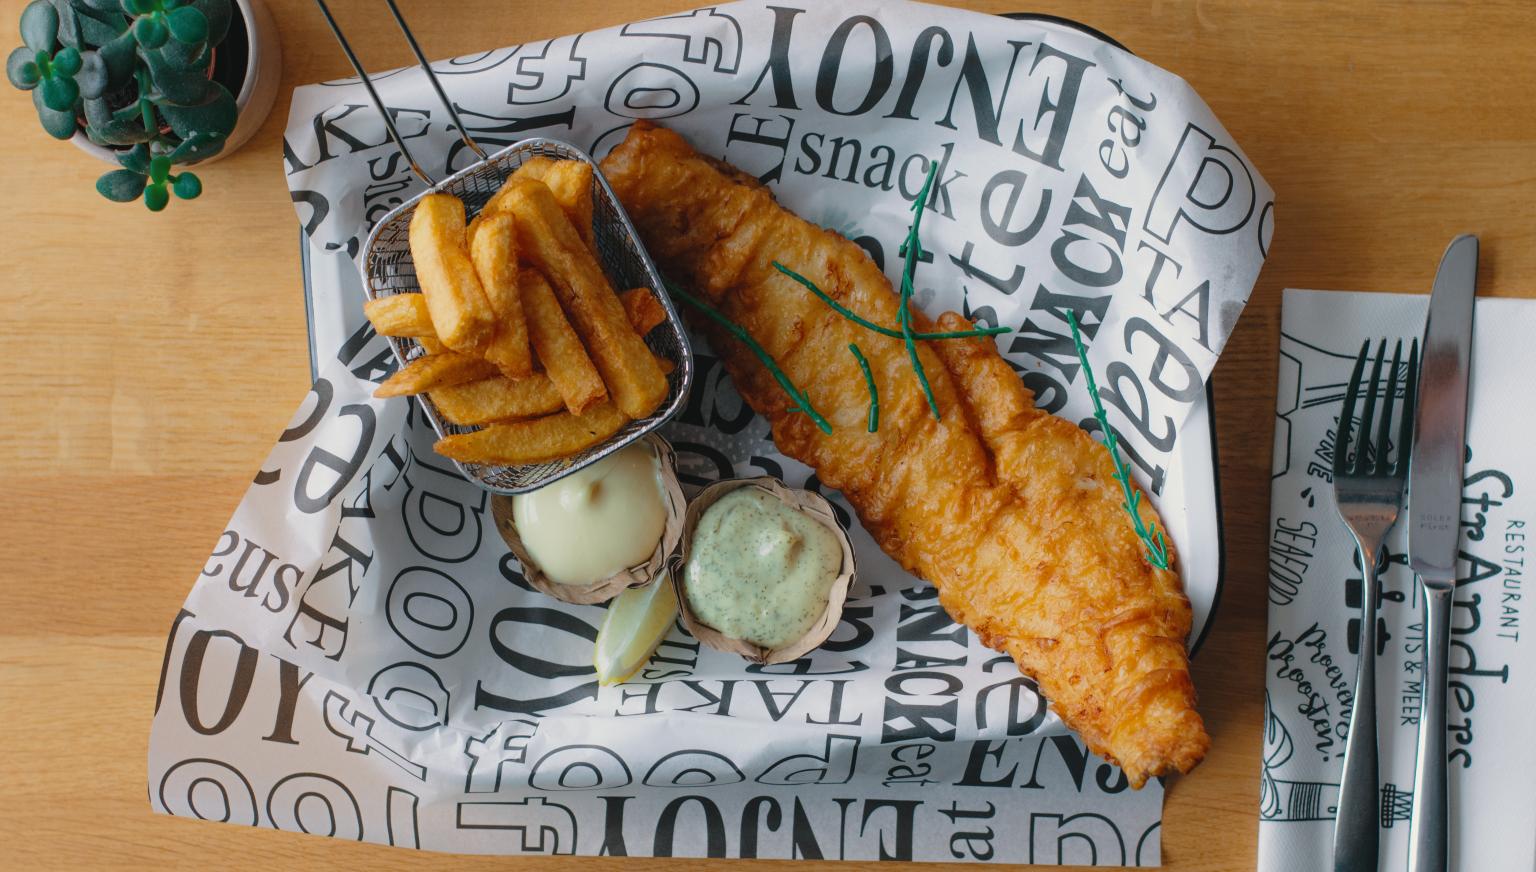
<box><xmin>2</xmin><ymin>1</ymin><xmax>1532</xmax><ymax>869</ymax></box>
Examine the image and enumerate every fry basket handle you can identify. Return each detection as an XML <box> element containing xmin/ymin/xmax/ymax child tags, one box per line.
<box><xmin>383</xmin><ymin>0</ymin><xmax>489</xmax><ymax>162</ymax></box>
<box><xmin>312</xmin><ymin>0</ymin><xmax>490</xmax><ymax>185</ymax></box>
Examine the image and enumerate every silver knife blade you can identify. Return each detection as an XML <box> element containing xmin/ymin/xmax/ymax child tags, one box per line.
<box><xmin>1408</xmin><ymin>234</ymin><xmax>1478</xmax><ymax>581</ymax></box>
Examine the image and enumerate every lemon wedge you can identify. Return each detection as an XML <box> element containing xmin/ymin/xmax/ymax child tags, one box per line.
<box><xmin>594</xmin><ymin>573</ymin><xmax>679</xmax><ymax>685</ymax></box>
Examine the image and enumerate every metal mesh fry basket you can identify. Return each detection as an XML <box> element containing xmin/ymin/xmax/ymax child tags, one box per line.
<box><xmin>319</xmin><ymin>1</ymin><xmax>692</xmax><ymax>494</ymax></box>
<box><xmin>361</xmin><ymin>140</ymin><xmax>692</xmax><ymax>493</ymax></box>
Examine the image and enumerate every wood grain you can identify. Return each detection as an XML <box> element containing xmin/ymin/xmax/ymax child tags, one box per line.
<box><xmin>1</xmin><ymin>1</ymin><xmax>1532</xmax><ymax>870</ymax></box>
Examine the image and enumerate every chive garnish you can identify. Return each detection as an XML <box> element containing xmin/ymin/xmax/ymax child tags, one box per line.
<box><xmin>1066</xmin><ymin>310</ymin><xmax>1171</xmax><ymax>570</ymax></box>
<box><xmin>772</xmin><ymin>262</ymin><xmax>1011</xmax><ymax>341</ymax></box>
<box><xmin>900</xmin><ymin>164</ymin><xmax>942</xmax><ymax>420</ymax></box>
<box><xmin>664</xmin><ymin>279</ymin><xmax>833</xmax><ymax>435</ymax></box>
<box><xmin>848</xmin><ymin>342</ymin><xmax>878</xmax><ymax>432</ymax></box>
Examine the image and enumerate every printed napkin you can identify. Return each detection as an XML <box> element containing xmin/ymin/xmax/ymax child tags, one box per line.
<box><xmin>1262</xmin><ymin>289</ymin><xmax>1536</xmax><ymax>871</ymax></box>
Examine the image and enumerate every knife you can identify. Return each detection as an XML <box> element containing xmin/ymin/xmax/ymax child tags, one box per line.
<box><xmin>1407</xmin><ymin>233</ymin><xmax>1478</xmax><ymax>872</ymax></box>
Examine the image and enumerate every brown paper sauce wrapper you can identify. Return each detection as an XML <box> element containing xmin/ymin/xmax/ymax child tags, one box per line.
<box><xmin>669</xmin><ymin>477</ymin><xmax>858</xmax><ymax>665</ymax></box>
<box><xmin>491</xmin><ymin>434</ymin><xmax>685</xmax><ymax>605</ymax></box>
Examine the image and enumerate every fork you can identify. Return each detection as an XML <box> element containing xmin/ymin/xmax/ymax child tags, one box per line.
<box><xmin>1330</xmin><ymin>337</ymin><xmax>1419</xmax><ymax>872</ymax></box>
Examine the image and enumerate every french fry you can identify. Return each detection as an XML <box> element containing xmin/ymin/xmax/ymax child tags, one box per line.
<box><xmin>365</xmin><ymin>294</ymin><xmax>435</xmax><ymax>337</ymax></box>
<box><xmin>473</xmin><ymin>157</ymin><xmax>555</xmax><ymax>230</ymax></box>
<box><xmin>478</xmin><ymin>157</ymin><xmax>596</xmax><ymax>250</ymax></box>
<box><xmin>515</xmin><ymin>156</ymin><xmax>557</xmax><ymax>177</ymax></box>
<box><xmin>434</xmin><ymin>402</ymin><xmax>630</xmax><ymax>465</ymax></box>
<box><xmin>520</xmin><ymin>268</ymin><xmax>608</xmax><ymax>414</ymax></box>
<box><xmin>538</xmin><ymin>160</ymin><xmax>596</xmax><ymax>250</ymax></box>
<box><xmin>367</xmin><ymin>290</ymin><xmax>669</xmax><ymax>356</ymax></box>
<box><xmin>431</xmin><ymin>353</ymin><xmax>672</xmax><ymax>427</ymax></box>
<box><xmin>429</xmin><ymin>374</ymin><xmax>565</xmax><ymax>426</ymax></box>
<box><xmin>619</xmin><ymin>287</ymin><xmax>667</xmax><ymax>336</ymax></box>
<box><xmin>467</xmin><ymin>211</ymin><xmax>534</xmax><ymax>377</ymax></box>
<box><xmin>504</xmin><ymin>179</ymin><xmax>668</xmax><ymax>420</ymax></box>
<box><xmin>409</xmin><ymin>193</ymin><xmax>496</xmax><ymax>353</ymax></box>
<box><xmin>372</xmin><ymin>302</ymin><xmax>433</xmax><ymax>337</ymax></box>
<box><xmin>375</xmin><ymin>352</ymin><xmax>498</xmax><ymax>398</ymax></box>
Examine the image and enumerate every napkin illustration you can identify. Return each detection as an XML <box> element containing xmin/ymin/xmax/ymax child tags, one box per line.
<box><xmin>1261</xmin><ymin>289</ymin><xmax>1536</xmax><ymax>872</ymax></box>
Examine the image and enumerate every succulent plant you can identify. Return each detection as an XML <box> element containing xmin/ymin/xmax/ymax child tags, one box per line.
<box><xmin>6</xmin><ymin>0</ymin><xmax>237</xmax><ymax>210</ymax></box>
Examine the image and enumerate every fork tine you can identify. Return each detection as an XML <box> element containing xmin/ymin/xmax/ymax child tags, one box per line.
<box><xmin>1334</xmin><ymin>340</ymin><xmax>1370</xmax><ymax>476</ymax></box>
<box><xmin>1397</xmin><ymin>339</ymin><xmax>1420</xmax><ymax>476</ymax></box>
<box><xmin>1375</xmin><ymin>339</ymin><xmax>1404</xmax><ymax>474</ymax></box>
<box><xmin>1353</xmin><ymin>339</ymin><xmax>1387</xmax><ymax>474</ymax></box>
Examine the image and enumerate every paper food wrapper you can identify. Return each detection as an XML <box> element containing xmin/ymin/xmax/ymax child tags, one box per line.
<box><xmin>1260</xmin><ymin>290</ymin><xmax>1536</xmax><ymax>871</ymax></box>
<box><xmin>148</xmin><ymin>1</ymin><xmax>1272</xmax><ymax>863</ymax></box>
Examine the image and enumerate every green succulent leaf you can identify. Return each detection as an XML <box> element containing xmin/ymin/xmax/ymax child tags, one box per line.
<box><xmin>117</xmin><ymin>141</ymin><xmax>151</xmax><ymax>173</ymax></box>
<box><xmin>122</xmin><ymin>0</ymin><xmax>153</xmax><ymax>14</ymax></box>
<box><xmin>6</xmin><ymin>47</ymin><xmax>41</xmax><ymax>89</ymax></box>
<box><xmin>164</xmin><ymin>5</ymin><xmax>205</xmax><ymax>43</ymax></box>
<box><xmin>159</xmin><ymin>79</ymin><xmax>234</xmax><ymax>140</ymax></box>
<box><xmin>165</xmin><ymin>129</ymin><xmax>220</xmax><ymax>162</ymax></box>
<box><xmin>163</xmin><ymin>0</ymin><xmax>182</xmax><ymax>8</ymax></box>
<box><xmin>70</xmin><ymin>4</ymin><xmax>129</xmax><ymax>46</ymax></box>
<box><xmin>32</xmin><ymin>87</ymin><xmax>77</xmax><ymax>137</ymax></box>
<box><xmin>171</xmin><ymin>171</ymin><xmax>201</xmax><ymax>199</ymax></box>
<box><xmin>39</xmin><ymin>73</ymin><xmax>78</xmax><ymax>110</ymax></box>
<box><xmin>192</xmin><ymin>0</ymin><xmax>229</xmax><ymax>46</ymax></box>
<box><xmin>82</xmin><ymin>94</ymin><xmax>149</xmax><ymax>143</ymax></box>
<box><xmin>132</xmin><ymin>14</ymin><xmax>167</xmax><ymax>49</ymax></box>
<box><xmin>52</xmin><ymin>44</ymin><xmax>81</xmax><ymax>74</ymax></box>
<box><xmin>82</xmin><ymin>121</ymin><xmax>128</xmax><ymax>145</ymax></box>
<box><xmin>84</xmin><ymin>121</ymin><xmax>149</xmax><ymax>145</ymax></box>
<box><xmin>53</xmin><ymin>1</ymin><xmax>80</xmax><ymax>49</ymax></box>
<box><xmin>82</xmin><ymin>91</ymin><xmax>114</xmax><ymax>124</ymax></box>
<box><xmin>96</xmin><ymin>167</ymin><xmax>147</xmax><ymax>201</ymax></box>
<box><xmin>143</xmin><ymin>181</ymin><xmax>169</xmax><ymax>211</ymax></box>
<box><xmin>158</xmin><ymin>32</ymin><xmax>207</xmax><ymax>70</ymax></box>
<box><xmin>77</xmin><ymin>0</ymin><xmax>126</xmax><ymax>13</ymax></box>
<box><xmin>20</xmin><ymin>1</ymin><xmax>60</xmax><ymax>53</ymax></box>
<box><xmin>149</xmin><ymin>153</ymin><xmax>171</xmax><ymax>182</ymax></box>
<box><xmin>74</xmin><ymin>48</ymin><xmax>107</xmax><ymax>98</ymax></box>
<box><xmin>141</xmin><ymin>45</ymin><xmax>209</xmax><ymax>102</ymax></box>
<box><xmin>96</xmin><ymin>30</ymin><xmax>135</xmax><ymax>83</ymax></box>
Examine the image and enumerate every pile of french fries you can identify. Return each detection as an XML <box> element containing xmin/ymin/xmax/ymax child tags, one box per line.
<box><xmin>364</xmin><ymin>157</ymin><xmax>672</xmax><ymax>465</ymax></box>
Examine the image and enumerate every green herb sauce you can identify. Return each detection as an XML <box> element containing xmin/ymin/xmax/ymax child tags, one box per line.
<box><xmin>684</xmin><ymin>488</ymin><xmax>842</xmax><ymax>649</ymax></box>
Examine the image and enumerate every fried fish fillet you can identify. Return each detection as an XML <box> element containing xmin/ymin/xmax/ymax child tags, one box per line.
<box><xmin>601</xmin><ymin>122</ymin><xmax>1207</xmax><ymax>787</ymax></box>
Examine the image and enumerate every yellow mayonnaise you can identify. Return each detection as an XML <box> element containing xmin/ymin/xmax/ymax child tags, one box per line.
<box><xmin>511</xmin><ymin>443</ymin><xmax>667</xmax><ymax>585</ymax></box>
<box><xmin>683</xmin><ymin>488</ymin><xmax>842</xmax><ymax>648</ymax></box>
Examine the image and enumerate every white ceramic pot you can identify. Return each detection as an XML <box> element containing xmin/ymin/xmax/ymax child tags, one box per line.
<box><xmin>70</xmin><ymin>0</ymin><xmax>282</xmax><ymax>166</ymax></box>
